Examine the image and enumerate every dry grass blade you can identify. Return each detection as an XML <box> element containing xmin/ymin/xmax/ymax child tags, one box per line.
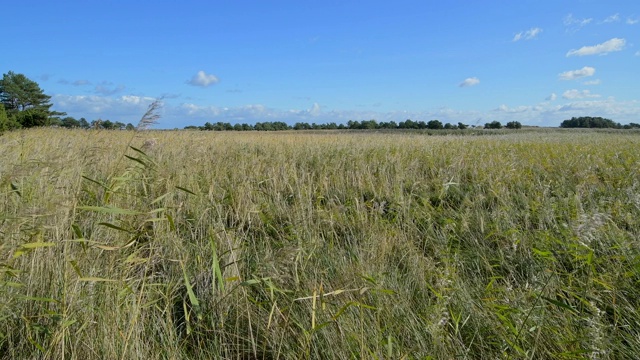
<box><xmin>136</xmin><ymin>99</ymin><xmax>162</xmax><ymax>131</ymax></box>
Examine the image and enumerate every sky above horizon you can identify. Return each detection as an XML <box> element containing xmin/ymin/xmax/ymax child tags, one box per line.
<box><xmin>3</xmin><ymin>1</ymin><xmax>639</xmax><ymax>128</ymax></box>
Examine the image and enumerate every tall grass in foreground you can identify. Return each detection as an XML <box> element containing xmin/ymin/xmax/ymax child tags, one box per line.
<box><xmin>1</xmin><ymin>128</ymin><xmax>639</xmax><ymax>359</ymax></box>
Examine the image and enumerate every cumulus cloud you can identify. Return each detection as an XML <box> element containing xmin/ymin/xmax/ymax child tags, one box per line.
<box><xmin>558</xmin><ymin>66</ymin><xmax>595</xmax><ymax>80</ymax></box>
<box><xmin>459</xmin><ymin>77</ymin><xmax>480</xmax><ymax>87</ymax></box>
<box><xmin>566</xmin><ymin>38</ymin><xmax>626</xmax><ymax>56</ymax></box>
<box><xmin>308</xmin><ymin>102</ymin><xmax>321</xmax><ymax>116</ymax></box>
<box><xmin>51</xmin><ymin>94</ymin><xmax>156</xmax><ymax>119</ymax></box>
<box><xmin>628</xmin><ymin>18</ymin><xmax>639</xmax><ymax>25</ymax></box>
<box><xmin>49</xmin><ymin>91</ymin><xmax>640</xmax><ymax>129</ymax></box>
<box><xmin>187</xmin><ymin>71</ymin><xmax>219</xmax><ymax>87</ymax></box>
<box><xmin>513</xmin><ymin>27</ymin><xmax>542</xmax><ymax>41</ymax></box>
<box><xmin>546</xmin><ymin>93</ymin><xmax>557</xmax><ymax>101</ymax></box>
<box><xmin>562</xmin><ymin>89</ymin><xmax>600</xmax><ymax>99</ymax></box>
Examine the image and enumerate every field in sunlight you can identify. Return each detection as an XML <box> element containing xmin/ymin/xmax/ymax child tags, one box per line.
<box><xmin>1</xmin><ymin>128</ymin><xmax>639</xmax><ymax>359</ymax></box>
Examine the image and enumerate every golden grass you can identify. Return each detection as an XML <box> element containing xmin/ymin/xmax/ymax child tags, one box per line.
<box><xmin>1</xmin><ymin>128</ymin><xmax>640</xmax><ymax>359</ymax></box>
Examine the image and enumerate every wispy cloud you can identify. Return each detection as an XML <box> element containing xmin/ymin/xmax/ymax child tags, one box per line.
<box><xmin>602</xmin><ymin>14</ymin><xmax>620</xmax><ymax>23</ymax></box>
<box><xmin>558</xmin><ymin>66</ymin><xmax>595</xmax><ymax>80</ymax></box>
<box><xmin>636</xmin><ymin>51</ymin><xmax>640</xmax><ymax>56</ymax></box>
<box><xmin>583</xmin><ymin>79</ymin><xmax>601</xmax><ymax>85</ymax></box>
<box><xmin>566</xmin><ymin>38</ymin><xmax>626</xmax><ymax>56</ymax></box>
<box><xmin>628</xmin><ymin>17</ymin><xmax>639</xmax><ymax>25</ymax></box>
<box><xmin>459</xmin><ymin>77</ymin><xmax>480</xmax><ymax>87</ymax></box>
<box><xmin>546</xmin><ymin>93</ymin><xmax>557</xmax><ymax>101</ymax></box>
<box><xmin>564</xmin><ymin>14</ymin><xmax>592</xmax><ymax>32</ymax></box>
<box><xmin>187</xmin><ymin>71</ymin><xmax>219</xmax><ymax>87</ymax></box>
<box><xmin>513</xmin><ymin>27</ymin><xmax>542</xmax><ymax>41</ymax></box>
<box><xmin>73</xmin><ymin>80</ymin><xmax>91</xmax><ymax>86</ymax></box>
<box><xmin>95</xmin><ymin>83</ymin><xmax>126</xmax><ymax>96</ymax></box>
<box><xmin>60</xmin><ymin>79</ymin><xmax>91</xmax><ymax>86</ymax></box>
<box><xmin>494</xmin><ymin>104</ymin><xmax>531</xmax><ymax>113</ymax></box>
<box><xmin>562</xmin><ymin>89</ymin><xmax>600</xmax><ymax>99</ymax></box>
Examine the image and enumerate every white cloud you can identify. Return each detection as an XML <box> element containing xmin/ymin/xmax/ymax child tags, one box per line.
<box><xmin>566</xmin><ymin>38</ymin><xmax>626</xmax><ymax>56</ymax></box>
<box><xmin>513</xmin><ymin>27</ymin><xmax>542</xmax><ymax>41</ymax></box>
<box><xmin>635</xmin><ymin>51</ymin><xmax>640</xmax><ymax>56</ymax></box>
<box><xmin>564</xmin><ymin>14</ymin><xmax>593</xmax><ymax>32</ymax></box>
<box><xmin>51</xmin><ymin>94</ymin><xmax>157</xmax><ymax>122</ymax></box>
<box><xmin>459</xmin><ymin>77</ymin><xmax>480</xmax><ymax>87</ymax></box>
<box><xmin>583</xmin><ymin>79</ymin><xmax>601</xmax><ymax>85</ymax></box>
<box><xmin>308</xmin><ymin>102</ymin><xmax>321</xmax><ymax>116</ymax></box>
<box><xmin>562</xmin><ymin>89</ymin><xmax>600</xmax><ymax>99</ymax></box>
<box><xmin>494</xmin><ymin>104</ymin><xmax>531</xmax><ymax>113</ymax></box>
<box><xmin>628</xmin><ymin>17</ymin><xmax>639</xmax><ymax>25</ymax></box>
<box><xmin>50</xmin><ymin>93</ymin><xmax>640</xmax><ymax>129</ymax></box>
<box><xmin>558</xmin><ymin>66</ymin><xmax>595</xmax><ymax>80</ymax></box>
<box><xmin>602</xmin><ymin>14</ymin><xmax>620</xmax><ymax>23</ymax></box>
<box><xmin>546</xmin><ymin>93</ymin><xmax>557</xmax><ymax>101</ymax></box>
<box><xmin>187</xmin><ymin>71</ymin><xmax>219</xmax><ymax>87</ymax></box>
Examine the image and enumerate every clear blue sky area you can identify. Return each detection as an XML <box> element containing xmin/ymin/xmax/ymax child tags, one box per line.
<box><xmin>4</xmin><ymin>0</ymin><xmax>639</xmax><ymax>128</ymax></box>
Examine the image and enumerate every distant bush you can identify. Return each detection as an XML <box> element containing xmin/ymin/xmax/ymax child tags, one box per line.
<box><xmin>506</xmin><ymin>121</ymin><xmax>522</xmax><ymax>129</ymax></box>
<box><xmin>560</xmin><ymin>116</ymin><xmax>620</xmax><ymax>128</ymax></box>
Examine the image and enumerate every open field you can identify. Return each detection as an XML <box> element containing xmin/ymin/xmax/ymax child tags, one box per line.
<box><xmin>1</xmin><ymin>128</ymin><xmax>640</xmax><ymax>359</ymax></box>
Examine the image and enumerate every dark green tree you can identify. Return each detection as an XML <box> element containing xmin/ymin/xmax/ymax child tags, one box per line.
<box><xmin>559</xmin><ymin>116</ymin><xmax>620</xmax><ymax>128</ymax></box>
<box><xmin>0</xmin><ymin>103</ymin><xmax>21</xmax><ymax>132</ymax></box>
<box><xmin>79</xmin><ymin>118</ymin><xmax>90</xmax><ymax>128</ymax></box>
<box><xmin>505</xmin><ymin>121</ymin><xmax>522</xmax><ymax>129</ymax></box>
<box><xmin>427</xmin><ymin>120</ymin><xmax>444</xmax><ymax>129</ymax></box>
<box><xmin>484</xmin><ymin>121</ymin><xmax>502</xmax><ymax>129</ymax></box>
<box><xmin>294</xmin><ymin>122</ymin><xmax>311</xmax><ymax>130</ymax></box>
<box><xmin>0</xmin><ymin>71</ymin><xmax>63</xmax><ymax>127</ymax></box>
<box><xmin>60</xmin><ymin>116</ymin><xmax>81</xmax><ymax>128</ymax></box>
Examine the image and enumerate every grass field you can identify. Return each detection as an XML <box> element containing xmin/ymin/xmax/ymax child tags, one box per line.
<box><xmin>1</xmin><ymin>128</ymin><xmax>639</xmax><ymax>359</ymax></box>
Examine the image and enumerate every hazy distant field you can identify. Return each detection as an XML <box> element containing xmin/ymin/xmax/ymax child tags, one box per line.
<box><xmin>1</xmin><ymin>128</ymin><xmax>639</xmax><ymax>359</ymax></box>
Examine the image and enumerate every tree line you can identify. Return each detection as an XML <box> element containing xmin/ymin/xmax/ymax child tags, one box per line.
<box><xmin>560</xmin><ymin>116</ymin><xmax>640</xmax><ymax>129</ymax></box>
<box><xmin>56</xmin><ymin>116</ymin><xmax>136</xmax><ymax>130</ymax></box>
<box><xmin>185</xmin><ymin>119</ymin><xmax>525</xmax><ymax>131</ymax></box>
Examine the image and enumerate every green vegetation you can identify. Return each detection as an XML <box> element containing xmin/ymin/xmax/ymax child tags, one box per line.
<box><xmin>0</xmin><ymin>71</ymin><xmax>64</xmax><ymax>129</ymax></box>
<box><xmin>1</xmin><ymin>126</ymin><xmax>639</xmax><ymax>359</ymax></box>
<box><xmin>186</xmin><ymin>119</ymin><xmax>474</xmax><ymax>131</ymax></box>
<box><xmin>560</xmin><ymin>116</ymin><xmax>640</xmax><ymax>129</ymax></box>
<box><xmin>484</xmin><ymin>121</ymin><xmax>503</xmax><ymax>129</ymax></box>
<box><xmin>185</xmin><ymin>119</ymin><xmax>527</xmax><ymax>131</ymax></box>
<box><xmin>506</xmin><ymin>121</ymin><xmax>522</xmax><ymax>129</ymax></box>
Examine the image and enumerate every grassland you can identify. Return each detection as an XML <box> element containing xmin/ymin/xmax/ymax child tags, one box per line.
<box><xmin>1</xmin><ymin>128</ymin><xmax>639</xmax><ymax>359</ymax></box>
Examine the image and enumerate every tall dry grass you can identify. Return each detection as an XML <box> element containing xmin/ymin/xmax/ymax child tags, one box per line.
<box><xmin>1</xmin><ymin>128</ymin><xmax>639</xmax><ymax>359</ymax></box>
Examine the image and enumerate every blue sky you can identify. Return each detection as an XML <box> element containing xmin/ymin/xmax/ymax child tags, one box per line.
<box><xmin>3</xmin><ymin>1</ymin><xmax>639</xmax><ymax>128</ymax></box>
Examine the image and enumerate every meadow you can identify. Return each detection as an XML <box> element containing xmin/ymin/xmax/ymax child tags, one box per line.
<box><xmin>1</xmin><ymin>128</ymin><xmax>639</xmax><ymax>359</ymax></box>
